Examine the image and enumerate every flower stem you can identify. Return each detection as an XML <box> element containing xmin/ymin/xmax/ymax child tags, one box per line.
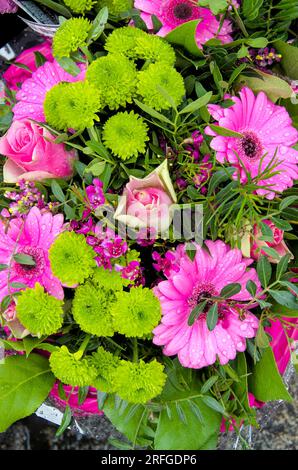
<box><xmin>132</xmin><ymin>338</ymin><xmax>139</xmax><ymax>363</ymax></box>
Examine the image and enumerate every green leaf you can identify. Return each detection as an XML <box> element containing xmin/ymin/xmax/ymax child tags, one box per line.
<box><xmin>275</xmin><ymin>40</ymin><xmax>298</xmax><ymax>80</ymax></box>
<box><xmin>255</xmin><ymin>324</ymin><xmax>270</xmax><ymax>348</ymax></box>
<box><xmin>231</xmin><ymin>353</ymin><xmax>252</xmax><ymax>415</ymax></box>
<box><xmin>134</xmin><ymin>99</ymin><xmax>173</xmax><ymax>125</ymax></box>
<box><xmin>85</xmin><ymin>161</ymin><xmax>106</xmax><ymax>176</ymax></box>
<box><xmin>270</xmin><ymin>301</ymin><xmax>298</xmax><ymax>318</ymax></box>
<box><xmin>246</xmin><ymin>280</ymin><xmax>257</xmax><ymax>297</ymax></box>
<box><xmin>34</xmin><ymin>0</ymin><xmax>71</xmax><ymax>17</ymax></box>
<box><xmin>0</xmin><ymin>263</ymin><xmax>8</xmax><ymax>272</ymax></box>
<box><xmin>56</xmin><ymin>57</ymin><xmax>81</xmax><ymax>77</ymax></box>
<box><xmin>261</xmin><ymin>246</ymin><xmax>281</xmax><ymax>260</ymax></box>
<box><xmin>206</xmin><ymin>303</ymin><xmax>218</xmax><ymax>331</ymax></box>
<box><xmin>248</xmin><ymin>347</ymin><xmax>292</xmax><ymax>402</ymax></box>
<box><xmin>271</xmin><ymin>217</ymin><xmax>292</xmax><ymax>231</ymax></box>
<box><xmin>220</xmin><ymin>283</ymin><xmax>241</xmax><ymax>298</ymax></box>
<box><xmin>207</xmin><ymin>168</ymin><xmax>234</xmax><ymax>196</ymax></box>
<box><xmin>242</xmin><ymin>0</ymin><xmax>264</xmax><ymax>20</ymax></box>
<box><xmin>257</xmin><ymin>255</ymin><xmax>272</xmax><ymax>287</ymax></box>
<box><xmin>238</xmin><ymin>69</ymin><xmax>293</xmax><ymax>102</ymax></box>
<box><xmin>179</xmin><ymin>92</ymin><xmax>212</xmax><ymax>114</ymax></box>
<box><xmin>97</xmin><ymin>391</ymin><xmax>107</xmax><ymax>409</ymax></box>
<box><xmin>51</xmin><ymin>180</ymin><xmax>65</xmax><ymax>203</ymax></box>
<box><xmin>10</xmin><ymin>282</ymin><xmax>27</xmax><ymax>289</ymax></box>
<box><xmin>87</xmin><ymin>7</ymin><xmax>108</xmax><ymax>43</ymax></box>
<box><xmin>34</xmin><ymin>51</ymin><xmax>47</xmax><ymax>68</ymax></box>
<box><xmin>13</xmin><ymin>254</ymin><xmax>36</xmax><ymax>267</ymax></box>
<box><xmin>260</xmin><ymin>221</ymin><xmax>273</xmax><ymax>240</ymax></box>
<box><xmin>188</xmin><ymin>301</ymin><xmax>207</xmax><ymax>326</ymax></box>
<box><xmin>103</xmin><ymin>396</ymin><xmax>147</xmax><ymax>447</ymax></box>
<box><xmin>56</xmin><ymin>405</ymin><xmax>72</xmax><ymax>437</ymax></box>
<box><xmin>200</xmin><ymin>376</ymin><xmax>219</xmax><ymax>394</ymax></box>
<box><xmin>186</xmin><ymin>241</ymin><xmax>197</xmax><ymax>261</ymax></box>
<box><xmin>0</xmin><ymin>354</ymin><xmax>55</xmax><ymax>432</ymax></box>
<box><xmin>280</xmin><ymin>281</ymin><xmax>298</xmax><ymax>297</ymax></box>
<box><xmin>208</xmin><ymin>124</ymin><xmax>243</xmax><ymax>138</ymax></box>
<box><xmin>269</xmin><ymin>290</ymin><xmax>298</xmax><ymax>310</ymax></box>
<box><xmin>165</xmin><ymin>20</ymin><xmax>204</xmax><ymax>58</ymax></box>
<box><xmin>246</xmin><ymin>37</ymin><xmax>268</xmax><ymax>48</ymax></box>
<box><xmin>23</xmin><ymin>337</ymin><xmax>46</xmax><ymax>357</ymax></box>
<box><xmin>279</xmin><ymin>195</ymin><xmax>298</xmax><ymax>211</ymax></box>
<box><xmin>199</xmin><ymin>0</ymin><xmax>227</xmax><ymax>14</ymax></box>
<box><xmin>200</xmin><ymin>396</ymin><xmax>226</xmax><ymax>415</ymax></box>
<box><xmin>1</xmin><ymin>339</ymin><xmax>25</xmax><ymax>352</ymax></box>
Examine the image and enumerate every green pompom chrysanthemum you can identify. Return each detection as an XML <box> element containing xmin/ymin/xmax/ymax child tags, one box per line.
<box><xmin>16</xmin><ymin>283</ymin><xmax>64</xmax><ymax>337</ymax></box>
<box><xmin>64</xmin><ymin>0</ymin><xmax>95</xmax><ymax>14</ymax></box>
<box><xmin>86</xmin><ymin>54</ymin><xmax>137</xmax><ymax>110</ymax></box>
<box><xmin>105</xmin><ymin>27</ymin><xmax>175</xmax><ymax>66</ymax></box>
<box><xmin>72</xmin><ymin>281</ymin><xmax>115</xmax><ymax>336</ymax></box>
<box><xmin>111</xmin><ymin>286</ymin><xmax>161</xmax><ymax>337</ymax></box>
<box><xmin>49</xmin><ymin>232</ymin><xmax>96</xmax><ymax>286</ymax></box>
<box><xmin>103</xmin><ymin>111</ymin><xmax>148</xmax><ymax>160</ymax></box>
<box><xmin>137</xmin><ymin>63</ymin><xmax>185</xmax><ymax>111</ymax></box>
<box><xmin>97</xmin><ymin>0</ymin><xmax>133</xmax><ymax>16</ymax></box>
<box><xmin>91</xmin><ymin>346</ymin><xmax>120</xmax><ymax>392</ymax></box>
<box><xmin>44</xmin><ymin>83</ymin><xmax>69</xmax><ymax>130</ymax></box>
<box><xmin>44</xmin><ymin>81</ymin><xmax>101</xmax><ymax>131</ymax></box>
<box><xmin>134</xmin><ymin>35</ymin><xmax>176</xmax><ymax>66</ymax></box>
<box><xmin>104</xmin><ymin>27</ymin><xmax>146</xmax><ymax>59</ymax></box>
<box><xmin>50</xmin><ymin>346</ymin><xmax>98</xmax><ymax>387</ymax></box>
<box><xmin>115</xmin><ymin>360</ymin><xmax>166</xmax><ymax>404</ymax></box>
<box><xmin>92</xmin><ymin>267</ymin><xmax>129</xmax><ymax>291</ymax></box>
<box><xmin>53</xmin><ymin>17</ymin><xmax>91</xmax><ymax>58</ymax></box>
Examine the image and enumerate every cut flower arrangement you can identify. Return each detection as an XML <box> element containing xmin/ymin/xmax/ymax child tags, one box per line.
<box><xmin>0</xmin><ymin>0</ymin><xmax>298</xmax><ymax>450</ymax></box>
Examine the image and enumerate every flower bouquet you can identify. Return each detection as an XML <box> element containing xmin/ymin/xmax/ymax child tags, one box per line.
<box><xmin>0</xmin><ymin>0</ymin><xmax>298</xmax><ymax>451</ymax></box>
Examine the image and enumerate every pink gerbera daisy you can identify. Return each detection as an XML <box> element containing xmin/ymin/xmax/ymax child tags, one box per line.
<box><xmin>153</xmin><ymin>240</ymin><xmax>260</xmax><ymax>369</ymax></box>
<box><xmin>134</xmin><ymin>0</ymin><xmax>233</xmax><ymax>47</ymax></box>
<box><xmin>0</xmin><ymin>206</ymin><xmax>65</xmax><ymax>300</ymax></box>
<box><xmin>205</xmin><ymin>87</ymin><xmax>298</xmax><ymax>199</ymax></box>
<box><xmin>12</xmin><ymin>60</ymin><xmax>86</xmax><ymax>122</ymax></box>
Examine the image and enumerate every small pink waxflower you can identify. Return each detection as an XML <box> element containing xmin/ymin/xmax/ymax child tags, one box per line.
<box><xmin>85</xmin><ymin>179</ymin><xmax>105</xmax><ymax>210</ymax></box>
<box><xmin>153</xmin><ymin>240</ymin><xmax>260</xmax><ymax>369</ymax></box>
<box><xmin>134</xmin><ymin>0</ymin><xmax>232</xmax><ymax>48</ymax></box>
<box><xmin>0</xmin><ymin>206</ymin><xmax>65</xmax><ymax>301</ymax></box>
<box><xmin>205</xmin><ymin>87</ymin><xmax>298</xmax><ymax>199</ymax></box>
<box><xmin>12</xmin><ymin>60</ymin><xmax>86</xmax><ymax>122</ymax></box>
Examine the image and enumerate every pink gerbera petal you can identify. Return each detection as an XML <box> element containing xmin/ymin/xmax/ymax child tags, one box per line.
<box><xmin>12</xmin><ymin>60</ymin><xmax>86</xmax><ymax>122</ymax></box>
<box><xmin>134</xmin><ymin>0</ymin><xmax>232</xmax><ymax>48</ymax></box>
<box><xmin>206</xmin><ymin>86</ymin><xmax>298</xmax><ymax>199</ymax></box>
<box><xmin>153</xmin><ymin>240</ymin><xmax>261</xmax><ymax>369</ymax></box>
<box><xmin>0</xmin><ymin>207</ymin><xmax>65</xmax><ymax>301</ymax></box>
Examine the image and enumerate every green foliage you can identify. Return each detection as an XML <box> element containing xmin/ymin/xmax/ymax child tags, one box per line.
<box><xmin>0</xmin><ymin>354</ymin><xmax>55</xmax><ymax>432</ymax></box>
<box><xmin>248</xmin><ymin>347</ymin><xmax>292</xmax><ymax>402</ymax></box>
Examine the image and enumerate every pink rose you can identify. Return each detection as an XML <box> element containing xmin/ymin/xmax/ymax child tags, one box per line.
<box><xmin>3</xmin><ymin>40</ymin><xmax>53</xmax><ymax>90</ymax></box>
<box><xmin>114</xmin><ymin>160</ymin><xmax>177</xmax><ymax>234</ymax></box>
<box><xmin>0</xmin><ymin>119</ymin><xmax>77</xmax><ymax>182</ymax></box>
<box><xmin>251</xmin><ymin>219</ymin><xmax>293</xmax><ymax>263</ymax></box>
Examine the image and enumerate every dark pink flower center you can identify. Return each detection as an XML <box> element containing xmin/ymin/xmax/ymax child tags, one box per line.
<box><xmin>13</xmin><ymin>246</ymin><xmax>45</xmax><ymax>280</ymax></box>
<box><xmin>161</xmin><ymin>0</ymin><xmax>199</xmax><ymax>25</ymax></box>
<box><xmin>238</xmin><ymin>131</ymin><xmax>263</xmax><ymax>160</ymax></box>
<box><xmin>173</xmin><ymin>2</ymin><xmax>193</xmax><ymax>19</ymax></box>
<box><xmin>188</xmin><ymin>282</ymin><xmax>217</xmax><ymax>312</ymax></box>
